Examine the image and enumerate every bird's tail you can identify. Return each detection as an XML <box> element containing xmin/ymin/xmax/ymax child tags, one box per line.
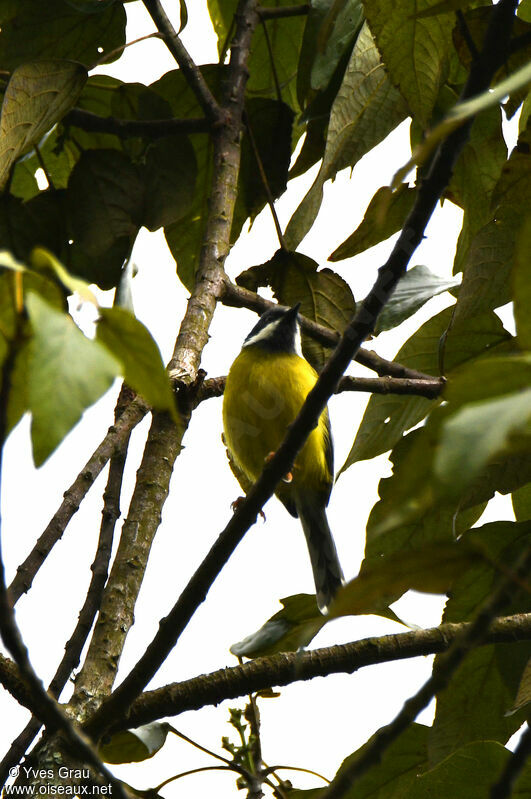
<box><xmin>295</xmin><ymin>494</ymin><xmax>343</xmax><ymax>613</ymax></box>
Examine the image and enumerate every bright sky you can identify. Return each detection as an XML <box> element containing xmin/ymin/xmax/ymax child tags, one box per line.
<box><xmin>0</xmin><ymin>2</ymin><xmax>521</xmax><ymax>796</ymax></box>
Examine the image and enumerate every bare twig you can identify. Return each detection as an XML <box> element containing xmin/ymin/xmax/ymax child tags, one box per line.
<box><xmin>101</xmin><ymin>613</ymin><xmax>531</xmax><ymax>731</ymax></box>
<box><xmin>65</xmin><ymin>109</ymin><xmax>210</xmax><ymax>139</ymax></box>
<box><xmin>142</xmin><ymin>0</ymin><xmax>222</xmax><ymax>124</ymax></box>
<box><xmin>8</xmin><ymin>396</ymin><xmax>148</xmax><ymax>605</ymax></box>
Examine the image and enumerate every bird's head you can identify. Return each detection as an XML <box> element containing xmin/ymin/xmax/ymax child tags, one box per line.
<box><xmin>242</xmin><ymin>303</ymin><xmax>302</xmax><ymax>354</ymax></box>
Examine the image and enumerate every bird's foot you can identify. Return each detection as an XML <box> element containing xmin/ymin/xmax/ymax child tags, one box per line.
<box><xmin>231</xmin><ymin>496</ymin><xmax>266</xmax><ymax>522</ymax></box>
<box><xmin>264</xmin><ymin>452</ymin><xmax>293</xmax><ymax>483</ymax></box>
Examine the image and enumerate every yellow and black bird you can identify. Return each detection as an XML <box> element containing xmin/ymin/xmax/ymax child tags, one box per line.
<box><xmin>222</xmin><ymin>303</ymin><xmax>343</xmax><ymax>612</ymax></box>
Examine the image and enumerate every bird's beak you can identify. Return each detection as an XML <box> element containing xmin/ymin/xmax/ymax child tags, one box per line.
<box><xmin>286</xmin><ymin>302</ymin><xmax>301</xmax><ymax>319</ymax></box>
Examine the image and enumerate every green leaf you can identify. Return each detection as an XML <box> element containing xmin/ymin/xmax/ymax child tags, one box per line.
<box><xmin>0</xmin><ymin>192</ymin><xmax>67</xmax><ymax>265</ymax></box>
<box><xmin>99</xmin><ymin>722</ymin><xmax>171</xmax><ymax>764</ymax></box>
<box><xmin>428</xmin><ymin>522</ymin><xmax>531</xmax><ymax>763</ymax></box>
<box><xmin>328</xmin><ymin>724</ymin><xmax>430</xmax><ymax>799</ymax></box>
<box><xmin>409</xmin><ymin>741</ymin><xmax>531</xmax><ymax>798</ymax></box>
<box><xmin>374</xmin><ymin>264</ymin><xmax>460</xmax><ymax>335</ymax></box>
<box><xmin>512</xmin><ymin>483</ymin><xmax>531</xmax><ymax>522</ymax></box>
<box><xmin>11</xmin><ymin>126</ymin><xmax>79</xmax><ymax>201</ymax></box>
<box><xmin>26</xmin><ymin>293</ymin><xmax>120</xmax><ymax>465</ymax></box>
<box><xmin>339</xmin><ymin>307</ymin><xmax>510</xmax><ymax>471</ymax></box>
<box><xmin>237</xmin><ymin>250</ymin><xmax>355</xmax><ymax>370</ymax></box>
<box><xmin>363</xmin><ymin>0</ymin><xmax>454</xmax><ymax>126</ymax></box>
<box><xmin>297</xmin><ymin>0</ymin><xmax>364</xmax><ymax>106</ymax></box>
<box><xmin>0</xmin><ymin>0</ymin><xmax>126</xmax><ymax>70</ymax></box>
<box><xmin>30</xmin><ymin>247</ymin><xmax>97</xmax><ymax>305</ymax></box>
<box><xmin>329</xmin><ymin>541</ymin><xmax>477</xmax><ymax>619</ymax></box>
<box><xmin>230</xmin><ymin>594</ymin><xmax>325</xmax><ymax>658</ymax></box>
<box><xmin>142</xmin><ymin>135</ymin><xmax>198</xmax><ymax>232</ymax></box>
<box><xmin>512</xmin><ymin>656</ymin><xmax>531</xmax><ymax>714</ymax></box>
<box><xmin>238</xmin><ymin>99</ymin><xmax>294</xmax><ymax>225</ymax></box>
<box><xmin>435</xmin><ymin>388</ymin><xmax>531</xmax><ymax>494</ymax></box>
<box><xmin>329</xmin><ymin>184</ymin><xmax>416</xmax><ymax>261</ymax></box>
<box><xmin>513</xmin><ymin>216</ymin><xmax>531</xmax><ymax>350</ymax></box>
<box><xmin>96</xmin><ymin>308</ymin><xmax>177</xmax><ymax>421</ymax></box>
<box><xmin>284</xmin><ymin>21</ymin><xmax>407</xmax><ymax>249</ymax></box>
<box><xmin>0</xmin><ymin>60</ymin><xmax>87</xmax><ymax>191</ymax></box>
<box><xmin>178</xmin><ymin>0</ymin><xmax>188</xmax><ymax>32</ymax></box>
<box><xmin>414</xmin><ymin>0</ymin><xmax>478</xmax><ymax>18</ymax></box>
<box><xmin>67</xmin><ymin>149</ymin><xmax>142</xmax><ymax>257</ymax></box>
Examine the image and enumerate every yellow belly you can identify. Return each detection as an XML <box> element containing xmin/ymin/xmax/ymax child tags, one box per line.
<box><xmin>222</xmin><ymin>348</ymin><xmax>332</xmax><ymax>497</ymax></box>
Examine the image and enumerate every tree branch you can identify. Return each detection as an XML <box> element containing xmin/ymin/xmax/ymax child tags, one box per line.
<box><xmin>221</xmin><ymin>280</ymin><xmax>436</xmax><ymax>380</ymax></box>
<box><xmin>196</xmin><ymin>373</ymin><xmax>444</xmax><ymax>403</ymax></box>
<box><xmin>97</xmin><ymin>613</ymin><xmax>531</xmax><ymax>731</ymax></box>
<box><xmin>84</xmin><ymin>0</ymin><xmax>490</xmax><ymax>732</ymax></box>
<box><xmin>73</xmin><ymin>0</ymin><xmax>261</xmax><ymax>731</ymax></box>
<box><xmin>142</xmin><ymin>0</ymin><xmax>222</xmax><ymax>124</ymax></box>
<box><xmin>8</xmin><ymin>395</ymin><xmax>148</xmax><ymax>605</ymax></box>
<box><xmin>64</xmin><ymin>108</ymin><xmax>210</xmax><ymax>139</ymax></box>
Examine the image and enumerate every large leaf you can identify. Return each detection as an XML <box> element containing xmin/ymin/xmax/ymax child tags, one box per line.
<box><xmin>11</xmin><ymin>126</ymin><xmax>78</xmax><ymax>201</ymax></box>
<box><xmin>428</xmin><ymin>522</ymin><xmax>531</xmax><ymax>764</ymax></box>
<box><xmin>236</xmin><ymin>250</ymin><xmax>355</xmax><ymax>370</ymax></box>
<box><xmin>26</xmin><ymin>293</ymin><xmax>120</xmax><ymax>465</ymax></box>
<box><xmin>0</xmin><ymin>60</ymin><xmax>86</xmax><ymax>191</ymax></box>
<box><xmin>96</xmin><ymin>307</ymin><xmax>178</xmax><ymax>421</ymax></box>
<box><xmin>284</xmin><ymin>22</ymin><xmax>408</xmax><ymax>249</ymax></box>
<box><xmin>339</xmin><ymin>307</ymin><xmax>510</xmax><ymax>470</ymax></box>
<box><xmin>297</xmin><ymin>0</ymin><xmax>364</xmax><ymax>106</ymax></box>
<box><xmin>410</xmin><ymin>741</ymin><xmax>531</xmax><ymax>798</ymax></box>
<box><xmin>329</xmin><ymin>541</ymin><xmax>477</xmax><ymax>619</ymax></box>
<box><xmin>363</xmin><ymin>0</ymin><xmax>454</xmax><ymax>126</ymax></box>
<box><xmin>374</xmin><ymin>264</ymin><xmax>460</xmax><ymax>335</ymax></box>
<box><xmin>325</xmin><ymin>724</ymin><xmax>430</xmax><ymax>799</ymax></box>
<box><xmin>142</xmin><ymin>135</ymin><xmax>198</xmax><ymax>232</ymax></box>
<box><xmin>0</xmin><ymin>0</ymin><xmax>126</xmax><ymax>70</ymax></box>
<box><xmin>329</xmin><ymin>184</ymin><xmax>416</xmax><ymax>261</ymax></box>
<box><xmin>0</xmin><ymin>192</ymin><xmax>67</xmax><ymax>265</ymax></box>
<box><xmin>67</xmin><ymin>149</ymin><xmax>142</xmax><ymax>257</ymax></box>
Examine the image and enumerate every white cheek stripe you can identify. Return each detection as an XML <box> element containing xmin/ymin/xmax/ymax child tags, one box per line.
<box><xmin>243</xmin><ymin>318</ymin><xmax>282</xmax><ymax>348</ymax></box>
<box><xmin>293</xmin><ymin>321</ymin><xmax>303</xmax><ymax>357</ymax></box>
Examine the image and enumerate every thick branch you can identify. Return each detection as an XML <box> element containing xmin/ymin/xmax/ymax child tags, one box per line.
<box><xmin>142</xmin><ymin>0</ymin><xmax>221</xmax><ymax>124</ymax></box>
<box><xmin>221</xmin><ymin>280</ymin><xmax>436</xmax><ymax>380</ymax></box>
<box><xmin>490</xmin><ymin>722</ymin><xmax>531</xmax><ymax>799</ymax></box>
<box><xmin>8</xmin><ymin>396</ymin><xmax>148</xmax><ymax>605</ymax></box>
<box><xmin>101</xmin><ymin>613</ymin><xmax>531</xmax><ymax>730</ymax></box>
<box><xmin>65</xmin><ymin>108</ymin><xmax>210</xmax><ymax>139</ymax></box>
<box><xmin>73</xmin><ymin>0</ymin><xmax>261</xmax><ymax>731</ymax></box>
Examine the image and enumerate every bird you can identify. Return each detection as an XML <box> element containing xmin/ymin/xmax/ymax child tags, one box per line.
<box><xmin>222</xmin><ymin>303</ymin><xmax>343</xmax><ymax>612</ymax></box>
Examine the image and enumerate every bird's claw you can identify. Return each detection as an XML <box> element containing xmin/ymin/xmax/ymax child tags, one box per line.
<box><xmin>264</xmin><ymin>452</ymin><xmax>293</xmax><ymax>483</ymax></box>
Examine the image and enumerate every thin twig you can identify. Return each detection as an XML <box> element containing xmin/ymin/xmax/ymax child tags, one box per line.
<box><xmin>64</xmin><ymin>109</ymin><xmax>210</xmax><ymax>139</ymax></box>
<box><xmin>142</xmin><ymin>0</ymin><xmax>221</xmax><ymax>124</ymax></box>
<box><xmin>153</xmin><ymin>765</ymin><xmax>234</xmax><ymax>791</ymax></box>
<box><xmin>244</xmin><ymin>110</ymin><xmax>287</xmax><ymax>249</ymax></box>
<box><xmin>90</xmin><ymin>32</ymin><xmax>164</xmax><ymax>70</ymax></box>
<box><xmin>8</xmin><ymin>396</ymin><xmax>149</xmax><ymax>605</ymax></box>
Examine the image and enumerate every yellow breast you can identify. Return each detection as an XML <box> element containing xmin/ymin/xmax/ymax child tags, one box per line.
<box><xmin>222</xmin><ymin>347</ymin><xmax>332</xmax><ymax>496</ymax></box>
